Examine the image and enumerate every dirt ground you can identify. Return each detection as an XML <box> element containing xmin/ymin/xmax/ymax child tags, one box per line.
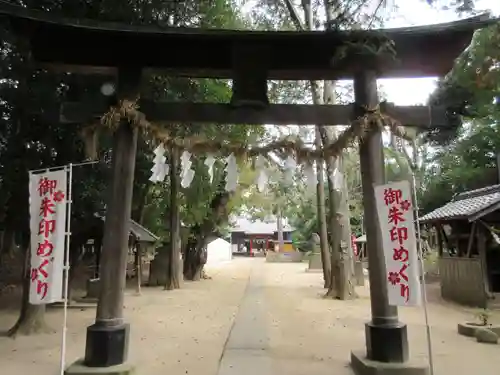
<box><xmin>0</xmin><ymin>258</ymin><xmax>499</xmax><ymax>375</ymax></box>
<box><xmin>263</xmin><ymin>262</ymin><xmax>500</xmax><ymax>375</ymax></box>
<box><xmin>0</xmin><ymin>260</ymin><xmax>251</xmax><ymax>375</ymax></box>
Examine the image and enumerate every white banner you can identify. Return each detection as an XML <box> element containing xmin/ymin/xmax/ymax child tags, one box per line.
<box><xmin>374</xmin><ymin>180</ymin><xmax>421</xmax><ymax>306</ymax></box>
<box><xmin>29</xmin><ymin>169</ymin><xmax>67</xmax><ymax>305</ymax></box>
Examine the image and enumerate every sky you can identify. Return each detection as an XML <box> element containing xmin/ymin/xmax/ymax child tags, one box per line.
<box><xmin>378</xmin><ymin>0</ymin><xmax>500</xmax><ymax>105</ymax></box>
<box><xmin>256</xmin><ymin>0</ymin><xmax>500</xmax><ymax>141</ymax></box>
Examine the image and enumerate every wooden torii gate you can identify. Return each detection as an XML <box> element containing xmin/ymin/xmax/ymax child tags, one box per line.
<box><xmin>0</xmin><ymin>3</ymin><xmax>494</xmax><ymax>375</ymax></box>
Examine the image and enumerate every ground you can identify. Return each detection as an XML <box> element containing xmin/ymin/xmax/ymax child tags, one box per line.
<box><xmin>0</xmin><ymin>258</ymin><xmax>499</xmax><ymax>375</ymax></box>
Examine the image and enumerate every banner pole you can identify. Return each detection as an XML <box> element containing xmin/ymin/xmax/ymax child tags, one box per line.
<box><xmin>30</xmin><ymin>160</ymin><xmax>98</xmax><ymax>174</ymax></box>
<box><xmin>411</xmin><ymin>173</ymin><xmax>435</xmax><ymax>375</ymax></box>
<box><xmin>59</xmin><ymin>163</ymin><xmax>73</xmax><ymax>375</ymax></box>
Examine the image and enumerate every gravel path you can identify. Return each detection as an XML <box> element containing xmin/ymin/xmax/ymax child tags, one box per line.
<box><xmin>1</xmin><ymin>258</ymin><xmax>499</xmax><ymax>375</ymax></box>
<box><xmin>0</xmin><ymin>259</ymin><xmax>251</xmax><ymax>375</ymax></box>
<box><xmin>259</xmin><ymin>261</ymin><xmax>500</xmax><ymax>375</ymax></box>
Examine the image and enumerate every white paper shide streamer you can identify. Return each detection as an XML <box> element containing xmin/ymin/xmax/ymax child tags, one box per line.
<box><xmin>149</xmin><ymin>143</ymin><xmax>169</xmax><ymax>183</ymax></box>
<box><xmin>204</xmin><ymin>154</ymin><xmax>216</xmax><ymax>183</ymax></box>
<box><xmin>180</xmin><ymin>151</ymin><xmax>195</xmax><ymax>188</ymax></box>
<box><xmin>255</xmin><ymin>156</ymin><xmax>268</xmax><ymax>193</ymax></box>
<box><xmin>29</xmin><ymin>170</ymin><xmax>67</xmax><ymax>304</ymax></box>
<box><xmin>225</xmin><ymin>153</ymin><xmax>238</xmax><ymax>192</ymax></box>
<box><xmin>283</xmin><ymin>155</ymin><xmax>297</xmax><ymax>186</ymax></box>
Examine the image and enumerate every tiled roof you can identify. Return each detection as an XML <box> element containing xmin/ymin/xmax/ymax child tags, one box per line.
<box><xmin>229</xmin><ymin>217</ymin><xmax>294</xmax><ymax>234</ymax></box>
<box><xmin>129</xmin><ymin>219</ymin><xmax>159</xmax><ymax>243</ymax></box>
<box><xmin>419</xmin><ymin>184</ymin><xmax>500</xmax><ymax>223</ymax></box>
<box><xmin>95</xmin><ymin>213</ymin><xmax>158</xmax><ymax>243</ymax></box>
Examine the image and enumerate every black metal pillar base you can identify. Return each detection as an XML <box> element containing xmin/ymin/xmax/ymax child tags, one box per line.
<box><xmin>84</xmin><ymin>322</ymin><xmax>130</xmax><ymax>367</ymax></box>
<box><xmin>365</xmin><ymin>321</ymin><xmax>409</xmax><ymax>363</ymax></box>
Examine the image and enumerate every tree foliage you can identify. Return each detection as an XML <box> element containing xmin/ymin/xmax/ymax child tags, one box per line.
<box><xmin>0</xmin><ymin>0</ymin><xmax>264</xmax><ymax>334</ymax></box>
<box><xmin>0</xmin><ymin>0</ymin><xmax>261</xmax><ymax>249</ymax></box>
<box><xmin>421</xmin><ymin>23</ymin><xmax>500</xmax><ymax>214</ymax></box>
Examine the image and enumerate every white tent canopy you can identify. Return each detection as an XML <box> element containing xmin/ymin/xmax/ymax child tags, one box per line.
<box><xmin>206</xmin><ymin>237</ymin><xmax>232</xmax><ymax>266</ymax></box>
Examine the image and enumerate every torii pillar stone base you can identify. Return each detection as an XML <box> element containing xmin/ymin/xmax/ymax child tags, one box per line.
<box><xmin>351</xmin><ymin>351</ymin><xmax>429</xmax><ymax>375</ymax></box>
<box><xmin>65</xmin><ymin>359</ymin><xmax>135</xmax><ymax>375</ymax></box>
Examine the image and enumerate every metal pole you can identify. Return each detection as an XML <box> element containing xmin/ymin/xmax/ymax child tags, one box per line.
<box><xmin>30</xmin><ymin>160</ymin><xmax>98</xmax><ymax>174</ymax></box>
<box><xmin>59</xmin><ymin>163</ymin><xmax>73</xmax><ymax>375</ymax></box>
<box><xmin>411</xmin><ymin>173</ymin><xmax>435</xmax><ymax>375</ymax></box>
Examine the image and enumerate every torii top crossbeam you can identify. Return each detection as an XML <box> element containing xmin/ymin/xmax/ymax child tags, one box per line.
<box><xmin>0</xmin><ymin>2</ymin><xmax>496</xmax><ymax>80</ymax></box>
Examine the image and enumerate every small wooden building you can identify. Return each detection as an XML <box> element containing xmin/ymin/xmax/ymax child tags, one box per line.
<box><xmin>420</xmin><ymin>185</ymin><xmax>500</xmax><ymax>308</ymax></box>
<box><xmin>83</xmin><ymin>215</ymin><xmax>158</xmax><ymax>278</ymax></box>
<box><xmin>229</xmin><ymin>217</ymin><xmax>294</xmax><ymax>255</ymax></box>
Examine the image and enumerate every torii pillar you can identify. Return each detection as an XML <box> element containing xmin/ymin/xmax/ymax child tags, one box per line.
<box><xmin>81</xmin><ymin>67</ymin><xmax>141</xmax><ymax>373</ymax></box>
<box><xmin>354</xmin><ymin>68</ymin><xmax>408</xmax><ymax>354</ymax></box>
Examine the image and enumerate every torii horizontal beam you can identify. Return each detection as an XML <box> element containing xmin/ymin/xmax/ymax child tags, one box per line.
<box><xmin>60</xmin><ymin>100</ymin><xmax>449</xmax><ymax>127</ymax></box>
<box><xmin>0</xmin><ymin>3</ymin><xmax>495</xmax><ymax>79</ymax></box>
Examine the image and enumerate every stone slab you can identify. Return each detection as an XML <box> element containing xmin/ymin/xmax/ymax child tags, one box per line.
<box><xmin>308</xmin><ymin>252</ymin><xmax>323</xmax><ymax>270</ymax></box>
<box><xmin>217</xmin><ymin>264</ymin><xmax>270</xmax><ymax>375</ymax></box>
<box><xmin>351</xmin><ymin>351</ymin><xmax>429</xmax><ymax>375</ymax></box>
<box><xmin>224</xmin><ymin>268</ymin><xmax>268</xmax><ymax>350</ymax></box>
<box><xmin>475</xmin><ymin>327</ymin><xmax>499</xmax><ymax>344</ymax></box>
<box><xmin>218</xmin><ymin>350</ymin><xmax>272</xmax><ymax>375</ymax></box>
<box><xmin>458</xmin><ymin>322</ymin><xmax>500</xmax><ymax>337</ymax></box>
<box><xmin>65</xmin><ymin>359</ymin><xmax>135</xmax><ymax>375</ymax></box>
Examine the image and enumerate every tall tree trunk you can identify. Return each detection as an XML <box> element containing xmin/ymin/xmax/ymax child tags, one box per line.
<box><xmin>319</xmin><ymin>81</ymin><xmax>357</xmax><ymax>300</ymax></box>
<box><xmin>314</xmin><ymin>130</ymin><xmax>332</xmax><ymax>288</ymax></box>
<box><xmin>339</xmin><ymin>157</ymin><xmax>356</xmax><ymax>285</ymax></box>
<box><xmin>0</xmin><ymin>227</ymin><xmax>15</xmax><ymax>257</ymax></box>
<box><xmin>317</xmin><ymin>128</ymin><xmax>345</xmax><ymax>299</ymax></box>
<box><xmin>8</xmin><ymin>244</ymin><xmax>52</xmax><ymax>337</ymax></box>
<box><xmin>277</xmin><ymin>207</ymin><xmax>284</xmax><ymax>252</ymax></box>
<box><xmin>164</xmin><ymin>236</ymin><xmax>180</xmax><ymax>289</ymax></box>
<box><xmin>165</xmin><ymin>148</ymin><xmax>181</xmax><ymax>289</ymax></box>
<box><xmin>322</xmin><ymin>0</ymin><xmax>355</xmax><ymax>299</ymax></box>
<box><xmin>135</xmin><ymin>243</ymin><xmax>142</xmax><ymax>295</ymax></box>
<box><xmin>131</xmin><ymin>185</ymin><xmax>148</xmax><ymax>224</ymax></box>
<box><xmin>183</xmin><ymin>192</ymin><xmax>230</xmax><ymax>281</ymax></box>
<box><xmin>311</xmin><ymin>81</ymin><xmax>340</xmax><ymax>293</ymax></box>
<box><xmin>0</xmin><ymin>227</ymin><xmax>16</xmax><ymax>272</ymax></box>
<box><xmin>323</xmin><ymin>153</ymin><xmax>357</xmax><ymax>299</ymax></box>
<box><xmin>298</xmin><ymin>0</ymin><xmax>331</xmax><ymax>288</ymax></box>
<box><xmin>323</xmin><ymin>154</ymin><xmax>342</xmax><ymax>298</ymax></box>
<box><xmin>6</xmin><ymin>38</ymin><xmax>53</xmax><ymax>336</ymax></box>
<box><xmin>183</xmin><ymin>233</ymin><xmax>206</xmax><ymax>281</ymax></box>
<box><xmin>147</xmin><ymin>242</ymin><xmax>169</xmax><ymax>286</ymax></box>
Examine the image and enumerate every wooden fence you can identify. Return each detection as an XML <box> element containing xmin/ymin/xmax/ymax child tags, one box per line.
<box><xmin>439</xmin><ymin>256</ymin><xmax>487</xmax><ymax>308</ymax></box>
